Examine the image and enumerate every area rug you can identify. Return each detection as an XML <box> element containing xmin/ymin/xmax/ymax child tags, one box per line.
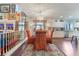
<box><xmin>21</xmin><ymin>44</ymin><xmax>65</xmax><ymax>56</ymax></box>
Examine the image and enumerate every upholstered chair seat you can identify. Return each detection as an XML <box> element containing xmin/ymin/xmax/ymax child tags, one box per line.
<box><xmin>46</xmin><ymin>29</ymin><xmax>53</xmax><ymax>43</ymax></box>
<box><xmin>26</xmin><ymin>29</ymin><xmax>35</xmax><ymax>44</ymax></box>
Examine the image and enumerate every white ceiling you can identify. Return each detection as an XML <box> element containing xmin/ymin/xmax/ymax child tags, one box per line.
<box><xmin>18</xmin><ymin>3</ymin><xmax>79</xmax><ymax>19</ymax></box>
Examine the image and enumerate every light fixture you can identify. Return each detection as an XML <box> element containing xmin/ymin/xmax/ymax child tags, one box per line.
<box><xmin>36</xmin><ymin>9</ymin><xmax>44</xmax><ymax>20</ymax></box>
<box><xmin>37</xmin><ymin>16</ymin><xmax>44</xmax><ymax>20</ymax></box>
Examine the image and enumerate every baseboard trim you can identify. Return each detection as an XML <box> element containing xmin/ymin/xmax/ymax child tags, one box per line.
<box><xmin>52</xmin><ymin>37</ymin><xmax>64</xmax><ymax>39</ymax></box>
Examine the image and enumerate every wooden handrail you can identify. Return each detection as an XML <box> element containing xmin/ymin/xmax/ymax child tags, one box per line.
<box><xmin>0</xmin><ymin>31</ymin><xmax>25</xmax><ymax>56</ymax></box>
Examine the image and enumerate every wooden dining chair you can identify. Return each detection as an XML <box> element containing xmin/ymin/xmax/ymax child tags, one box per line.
<box><xmin>26</xmin><ymin>29</ymin><xmax>35</xmax><ymax>44</ymax></box>
<box><xmin>46</xmin><ymin>29</ymin><xmax>54</xmax><ymax>44</ymax></box>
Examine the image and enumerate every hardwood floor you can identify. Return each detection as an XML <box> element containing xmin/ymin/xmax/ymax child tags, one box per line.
<box><xmin>52</xmin><ymin>38</ymin><xmax>77</xmax><ymax>56</ymax></box>
<box><xmin>11</xmin><ymin>38</ymin><xmax>77</xmax><ymax>56</ymax></box>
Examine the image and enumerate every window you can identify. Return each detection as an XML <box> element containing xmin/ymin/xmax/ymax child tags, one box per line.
<box><xmin>19</xmin><ymin>22</ymin><xmax>24</xmax><ymax>31</ymax></box>
<box><xmin>74</xmin><ymin>28</ymin><xmax>79</xmax><ymax>31</ymax></box>
<box><xmin>75</xmin><ymin>20</ymin><xmax>79</xmax><ymax>22</ymax></box>
<box><xmin>19</xmin><ymin>25</ymin><xmax>24</xmax><ymax>31</ymax></box>
<box><xmin>35</xmin><ymin>22</ymin><xmax>44</xmax><ymax>30</ymax></box>
<box><xmin>60</xmin><ymin>20</ymin><xmax>64</xmax><ymax>22</ymax></box>
<box><xmin>54</xmin><ymin>27</ymin><xmax>64</xmax><ymax>31</ymax></box>
<box><xmin>75</xmin><ymin>28</ymin><xmax>79</xmax><ymax>31</ymax></box>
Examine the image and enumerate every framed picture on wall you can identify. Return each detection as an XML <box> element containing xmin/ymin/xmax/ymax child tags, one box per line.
<box><xmin>0</xmin><ymin>4</ymin><xmax>10</xmax><ymax>13</ymax></box>
<box><xmin>0</xmin><ymin>24</ymin><xmax>4</xmax><ymax>30</ymax></box>
<box><xmin>6</xmin><ymin>24</ymin><xmax>14</xmax><ymax>30</ymax></box>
